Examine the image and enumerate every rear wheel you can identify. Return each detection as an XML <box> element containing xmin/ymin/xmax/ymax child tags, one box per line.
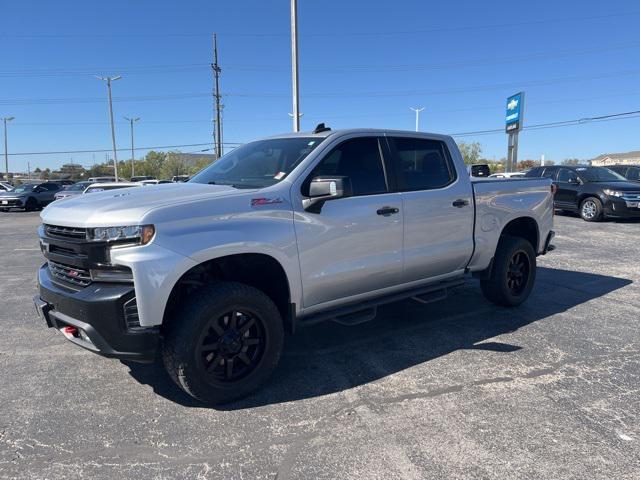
<box><xmin>481</xmin><ymin>235</ymin><xmax>536</xmax><ymax>307</ymax></box>
<box><xmin>162</xmin><ymin>282</ymin><xmax>284</xmax><ymax>404</ymax></box>
<box><xmin>579</xmin><ymin>197</ymin><xmax>603</xmax><ymax>222</ymax></box>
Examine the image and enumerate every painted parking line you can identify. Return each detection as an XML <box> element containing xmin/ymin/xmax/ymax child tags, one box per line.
<box><xmin>14</xmin><ymin>248</ymin><xmax>41</xmax><ymax>251</ymax></box>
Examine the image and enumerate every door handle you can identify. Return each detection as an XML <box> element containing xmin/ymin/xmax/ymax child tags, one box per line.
<box><xmin>376</xmin><ymin>206</ymin><xmax>399</xmax><ymax>216</ymax></box>
<box><xmin>452</xmin><ymin>199</ymin><xmax>470</xmax><ymax>208</ymax></box>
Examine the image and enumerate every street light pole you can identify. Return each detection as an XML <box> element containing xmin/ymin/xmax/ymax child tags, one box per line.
<box><xmin>409</xmin><ymin>107</ymin><xmax>425</xmax><ymax>132</ymax></box>
<box><xmin>290</xmin><ymin>0</ymin><xmax>300</xmax><ymax>132</ymax></box>
<box><xmin>124</xmin><ymin>116</ymin><xmax>140</xmax><ymax>178</ymax></box>
<box><xmin>96</xmin><ymin>75</ymin><xmax>122</xmax><ymax>181</ymax></box>
<box><xmin>2</xmin><ymin>116</ymin><xmax>14</xmax><ymax>181</ymax></box>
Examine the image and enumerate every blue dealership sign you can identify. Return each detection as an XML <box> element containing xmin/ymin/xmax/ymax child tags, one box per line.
<box><xmin>505</xmin><ymin>92</ymin><xmax>525</xmax><ymax>133</ymax></box>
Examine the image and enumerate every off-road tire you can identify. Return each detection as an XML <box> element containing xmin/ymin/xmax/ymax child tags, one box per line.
<box><xmin>480</xmin><ymin>235</ymin><xmax>536</xmax><ymax>307</ymax></box>
<box><xmin>162</xmin><ymin>281</ymin><xmax>284</xmax><ymax>404</ymax></box>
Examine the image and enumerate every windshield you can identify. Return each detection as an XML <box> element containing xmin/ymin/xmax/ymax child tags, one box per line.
<box><xmin>67</xmin><ymin>182</ymin><xmax>89</xmax><ymax>191</ymax></box>
<box><xmin>190</xmin><ymin>137</ymin><xmax>322</xmax><ymax>188</ymax></box>
<box><xmin>12</xmin><ymin>184</ymin><xmax>36</xmax><ymax>194</ymax></box>
<box><xmin>576</xmin><ymin>167</ymin><xmax>627</xmax><ymax>182</ymax></box>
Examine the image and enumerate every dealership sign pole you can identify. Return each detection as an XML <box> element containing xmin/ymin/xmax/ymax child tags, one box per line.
<box><xmin>505</xmin><ymin>92</ymin><xmax>524</xmax><ymax>172</ymax></box>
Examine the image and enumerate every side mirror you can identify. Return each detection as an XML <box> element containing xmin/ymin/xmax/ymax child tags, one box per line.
<box><xmin>303</xmin><ymin>176</ymin><xmax>353</xmax><ymax>212</ymax></box>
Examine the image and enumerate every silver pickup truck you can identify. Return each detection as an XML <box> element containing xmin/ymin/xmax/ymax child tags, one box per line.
<box><xmin>34</xmin><ymin>127</ymin><xmax>555</xmax><ymax>403</ymax></box>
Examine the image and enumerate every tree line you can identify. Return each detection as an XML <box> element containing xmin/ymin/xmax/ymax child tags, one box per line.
<box><xmin>31</xmin><ymin>151</ymin><xmax>214</xmax><ymax>182</ymax></box>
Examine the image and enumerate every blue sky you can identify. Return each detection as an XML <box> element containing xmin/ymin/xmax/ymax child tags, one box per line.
<box><xmin>2</xmin><ymin>0</ymin><xmax>639</xmax><ymax>172</ymax></box>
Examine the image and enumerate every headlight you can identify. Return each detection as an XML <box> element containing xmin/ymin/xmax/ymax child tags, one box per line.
<box><xmin>603</xmin><ymin>189</ymin><xmax>623</xmax><ymax>197</ymax></box>
<box><xmin>87</xmin><ymin>224</ymin><xmax>155</xmax><ymax>245</ymax></box>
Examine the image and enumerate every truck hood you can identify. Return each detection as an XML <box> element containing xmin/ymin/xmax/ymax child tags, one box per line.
<box><xmin>40</xmin><ymin>183</ymin><xmax>249</xmax><ymax>227</ymax></box>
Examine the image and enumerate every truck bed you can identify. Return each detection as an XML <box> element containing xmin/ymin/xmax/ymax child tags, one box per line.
<box><xmin>468</xmin><ymin>177</ymin><xmax>554</xmax><ymax>272</ymax></box>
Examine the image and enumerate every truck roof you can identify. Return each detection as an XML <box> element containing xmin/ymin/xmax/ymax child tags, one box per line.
<box><xmin>262</xmin><ymin>128</ymin><xmax>453</xmax><ymax>142</ymax></box>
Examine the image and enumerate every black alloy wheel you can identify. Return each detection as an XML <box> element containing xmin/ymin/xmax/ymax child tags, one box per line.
<box><xmin>506</xmin><ymin>250</ymin><xmax>530</xmax><ymax>297</ymax></box>
<box><xmin>196</xmin><ymin>309</ymin><xmax>266</xmax><ymax>383</ymax></box>
<box><xmin>480</xmin><ymin>235</ymin><xmax>536</xmax><ymax>307</ymax></box>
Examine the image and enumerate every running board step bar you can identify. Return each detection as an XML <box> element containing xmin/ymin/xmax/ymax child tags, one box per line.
<box><xmin>297</xmin><ymin>277</ymin><xmax>466</xmax><ymax>328</ymax></box>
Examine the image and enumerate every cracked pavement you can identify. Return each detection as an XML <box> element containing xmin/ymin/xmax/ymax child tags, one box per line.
<box><xmin>0</xmin><ymin>211</ymin><xmax>639</xmax><ymax>479</ymax></box>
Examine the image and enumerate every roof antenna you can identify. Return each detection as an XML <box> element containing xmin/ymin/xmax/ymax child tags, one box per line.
<box><xmin>313</xmin><ymin>123</ymin><xmax>331</xmax><ymax>134</ymax></box>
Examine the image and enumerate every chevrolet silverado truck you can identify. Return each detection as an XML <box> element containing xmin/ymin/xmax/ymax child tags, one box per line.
<box><xmin>34</xmin><ymin>127</ymin><xmax>555</xmax><ymax>404</ymax></box>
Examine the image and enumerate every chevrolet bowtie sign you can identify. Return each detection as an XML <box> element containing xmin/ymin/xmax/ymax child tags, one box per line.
<box><xmin>506</xmin><ymin>92</ymin><xmax>524</xmax><ymax>133</ymax></box>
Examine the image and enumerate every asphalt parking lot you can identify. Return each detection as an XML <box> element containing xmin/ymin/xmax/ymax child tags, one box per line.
<box><xmin>1</xmin><ymin>211</ymin><xmax>639</xmax><ymax>479</ymax></box>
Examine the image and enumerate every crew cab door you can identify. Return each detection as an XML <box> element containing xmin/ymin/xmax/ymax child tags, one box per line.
<box><xmin>387</xmin><ymin>136</ymin><xmax>474</xmax><ymax>283</ymax></box>
<box><xmin>293</xmin><ymin>136</ymin><xmax>403</xmax><ymax>308</ymax></box>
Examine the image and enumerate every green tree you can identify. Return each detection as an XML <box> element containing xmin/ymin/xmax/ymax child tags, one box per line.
<box><xmin>457</xmin><ymin>141</ymin><xmax>483</xmax><ymax>165</ymax></box>
<box><xmin>160</xmin><ymin>152</ymin><xmax>187</xmax><ymax>179</ymax></box>
<box><xmin>189</xmin><ymin>156</ymin><xmax>213</xmax><ymax>175</ymax></box>
<box><xmin>141</xmin><ymin>151</ymin><xmax>167</xmax><ymax>178</ymax></box>
<box><xmin>517</xmin><ymin>160</ymin><xmax>537</xmax><ymax>170</ymax></box>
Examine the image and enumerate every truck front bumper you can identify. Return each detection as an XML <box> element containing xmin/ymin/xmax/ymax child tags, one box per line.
<box><xmin>35</xmin><ymin>263</ymin><xmax>159</xmax><ymax>363</ymax></box>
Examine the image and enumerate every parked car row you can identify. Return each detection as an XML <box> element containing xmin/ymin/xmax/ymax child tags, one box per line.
<box><xmin>524</xmin><ymin>165</ymin><xmax>640</xmax><ymax>221</ymax></box>
<box><xmin>0</xmin><ymin>176</ymin><xmax>190</xmax><ymax>211</ymax></box>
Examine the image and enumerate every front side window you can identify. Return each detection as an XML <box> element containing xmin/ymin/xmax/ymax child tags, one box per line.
<box><xmin>575</xmin><ymin>167</ymin><xmax>626</xmax><ymax>182</ymax></box>
<box><xmin>626</xmin><ymin>168</ymin><xmax>640</xmax><ymax>181</ymax></box>
<box><xmin>304</xmin><ymin>137</ymin><xmax>388</xmax><ymax>196</ymax></box>
<box><xmin>191</xmin><ymin>137</ymin><xmax>322</xmax><ymax>189</ymax></box>
<box><xmin>557</xmin><ymin>169</ymin><xmax>578</xmax><ymax>183</ymax></box>
<box><xmin>391</xmin><ymin>138</ymin><xmax>455</xmax><ymax>190</ymax></box>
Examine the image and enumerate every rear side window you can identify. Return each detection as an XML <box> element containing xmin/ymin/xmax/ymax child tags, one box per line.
<box><xmin>542</xmin><ymin>168</ymin><xmax>557</xmax><ymax>180</ymax></box>
<box><xmin>305</xmin><ymin>137</ymin><xmax>388</xmax><ymax>196</ymax></box>
<box><xmin>524</xmin><ymin>167</ymin><xmax>542</xmax><ymax>177</ymax></box>
<box><xmin>390</xmin><ymin>138</ymin><xmax>456</xmax><ymax>191</ymax></box>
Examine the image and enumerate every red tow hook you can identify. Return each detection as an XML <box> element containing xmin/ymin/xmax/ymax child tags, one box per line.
<box><xmin>61</xmin><ymin>326</ymin><xmax>78</xmax><ymax>339</ymax></box>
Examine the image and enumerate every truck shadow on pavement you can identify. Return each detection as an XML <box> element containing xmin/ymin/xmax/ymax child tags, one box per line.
<box><xmin>123</xmin><ymin>266</ymin><xmax>632</xmax><ymax>409</ymax></box>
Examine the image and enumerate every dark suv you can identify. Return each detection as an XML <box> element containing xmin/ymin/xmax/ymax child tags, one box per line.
<box><xmin>607</xmin><ymin>164</ymin><xmax>640</xmax><ymax>183</ymax></box>
<box><xmin>0</xmin><ymin>182</ymin><xmax>62</xmax><ymax>211</ymax></box>
<box><xmin>525</xmin><ymin>165</ymin><xmax>640</xmax><ymax>221</ymax></box>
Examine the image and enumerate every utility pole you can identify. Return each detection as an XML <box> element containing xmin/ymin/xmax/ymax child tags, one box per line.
<box><xmin>290</xmin><ymin>0</ymin><xmax>300</xmax><ymax>132</ymax></box>
<box><xmin>2</xmin><ymin>116</ymin><xmax>14</xmax><ymax>181</ymax></box>
<box><xmin>409</xmin><ymin>107</ymin><xmax>425</xmax><ymax>132</ymax></box>
<box><xmin>96</xmin><ymin>75</ymin><xmax>122</xmax><ymax>181</ymax></box>
<box><xmin>28</xmin><ymin>162</ymin><xmax>31</xmax><ymax>181</ymax></box>
<box><xmin>124</xmin><ymin>116</ymin><xmax>140</xmax><ymax>178</ymax></box>
<box><xmin>212</xmin><ymin>34</ymin><xmax>223</xmax><ymax>158</ymax></box>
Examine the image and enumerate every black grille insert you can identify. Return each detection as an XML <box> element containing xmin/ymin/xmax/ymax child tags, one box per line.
<box><xmin>123</xmin><ymin>298</ymin><xmax>141</xmax><ymax>330</ymax></box>
<box><xmin>44</xmin><ymin>224</ymin><xmax>87</xmax><ymax>240</ymax></box>
<box><xmin>48</xmin><ymin>260</ymin><xmax>92</xmax><ymax>287</ymax></box>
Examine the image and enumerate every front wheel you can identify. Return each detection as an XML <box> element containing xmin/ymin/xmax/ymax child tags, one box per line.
<box><xmin>481</xmin><ymin>235</ymin><xmax>536</xmax><ymax>307</ymax></box>
<box><xmin>24</xmin><ymin>197</ymin><xmax>38</xmax><ymax>212</ymax></box>
<box><xmin>579</xmin><ymin>197</ymin><xmax>603</xmax><ymax>222</ymax></box>
<box><xmin>162</xmin><ymin>282</ymin><xmax>284</xmax><ymax>404</ymax></box>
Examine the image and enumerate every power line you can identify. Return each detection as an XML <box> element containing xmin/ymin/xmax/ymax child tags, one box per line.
<box><xmin>451</xmin><ymin>109</ymin><xmax>640</xmax><ymax>138</ymax></box>
<box><xmin>6</xmin><ymin>108</ymin><xmax>640</xmax><ymax>158</ymax></box>
<box><xmin>4</xmin><ymin>40</ymin><xmax>639</xmax><ymax>78</ymax></box>
<box><xmin>6</xmin><ymin>142</ymin><xmax>242</xmax><ymax>157</ymax></box>
<box><xmin>3</xmin><ymin>69</ymin><xmax>640</xmax><ymax>106</ymax></box>
<box><xmin>0</xmin><ymin>11</ymin><xmax>637</xmax><ymax>39</ymax></box>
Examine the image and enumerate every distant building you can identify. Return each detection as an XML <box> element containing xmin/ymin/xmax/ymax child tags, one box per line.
<box><xmin>590</xmin><ymin>151</ymin><xmax>640</xmax><ymax>166</ymax></box>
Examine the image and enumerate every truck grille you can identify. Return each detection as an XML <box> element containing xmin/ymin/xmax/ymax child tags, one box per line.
<box><xmin>44</xmin><ymin>224</ymin><xmax>87</xmax><ymax>240</ymax></box>
<box><xmin>48</xmin><ymin>260</ymin><xmax>92</xmax><ymax>287</ymax></box>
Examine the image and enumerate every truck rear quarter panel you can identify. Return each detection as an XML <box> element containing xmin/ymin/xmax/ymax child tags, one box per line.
<box><xmin>469</xmin><ymin>178</ymin><xmax>554</xmax><ymax>272</ymax></box>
